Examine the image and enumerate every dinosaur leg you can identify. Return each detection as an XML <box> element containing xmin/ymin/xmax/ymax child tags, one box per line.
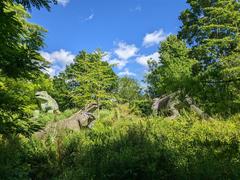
<box><xmin>47</xmin><ymin>110</ymin><xmax>54</xmax><ymax>113</ymax></box>
<box><xmin>87</xmin><ymin>113</ymin><xmax>96</xmax><ymax>129</ymax></box>
<box><xmin>152</xmin><ymin>98</ymin><xmax>160</xmax><ymax>116</ymax></box>
<box><xmin>168</xmin><ymin>101</ymin><xmax>180</xmax><ymax>120</ymax></box>
<box><xmin>88</xmin><ymin>120</ymin><xmax>96</xmax><ymax>129</ymax></box>
<box><xmin>185</xmin><ymin>96</ymin><xmax>210</xmax><ymax>119</ymax></box>
<box><xmin>190</xmin><ymin>104</ymin><xmax>209</xmax><ymax>119</ymax></box>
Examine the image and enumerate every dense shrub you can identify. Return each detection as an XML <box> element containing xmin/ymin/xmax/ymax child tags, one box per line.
<box><xmin>0</xmin><ymin>137</ymin><xmax>30</xmax><ymax>180</ymax></box>
<box><xmin>130</xmin><ymin>99</ymin><xmax>153</xmax><ymax>116</ymax></box>
<box><xmin>0</xmin><ymin>113</ymin><xmax>240</xmax><ymax>179</ymax></box>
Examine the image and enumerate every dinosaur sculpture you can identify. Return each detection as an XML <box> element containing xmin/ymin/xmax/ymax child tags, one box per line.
<box><xmin>35</xmin><ymin>91</ymin><xmax>60</xmax><ymax>113</ymax></box>
<box><xmin>152</xmin><ymin>92</ymin><xmax>209</xmax><ymax>119</ymax></box>
<box><xmin>34</xmin><ymin>102</ymin><xmax>98</xmax><ymax>138</ymax></box>
<box><xmin>152</xmin><ymin>92</ymin><xmax>180</xmax><ymax>119</ymax></box>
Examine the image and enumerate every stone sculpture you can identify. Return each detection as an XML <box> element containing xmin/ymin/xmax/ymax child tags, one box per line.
<box><xmin>152</xmin><ymin>91</ymin><xmax>210</xmax><ymax>119</ymax></box>
<box><xmin>35</xmin><ymin>91</ymin><xmax>59</xmax><ymax>113</ymax></box>
<box><xmin>34</xmin><ymin>102</ymin><xmax>98</xmax><ymax>138</ymax></box>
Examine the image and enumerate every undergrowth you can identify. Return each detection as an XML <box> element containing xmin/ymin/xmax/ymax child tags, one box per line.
<box><xmin>0</xmin><ymin>105</ymin><xmax>240</xmax><ymax>180</ymax></box>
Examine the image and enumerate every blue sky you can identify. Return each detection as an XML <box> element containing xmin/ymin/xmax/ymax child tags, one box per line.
<box><xmin>30</xmin><ymin>0</ymin><xmax>187</xmax><ymax>81</ymax></box>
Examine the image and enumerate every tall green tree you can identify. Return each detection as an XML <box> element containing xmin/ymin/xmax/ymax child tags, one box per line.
<box><xmin>179</xmin><ymin>0</ymin><xmax>240</xmax><ymax>114</ymax></box>
<box><xmin>51</xmin><ymin>76</ymin><xmax>75</xmax><ymax>111</ymax></box>
<box><xmin>179</xmin><ymin>0</ymin><xmax>240</xmax><ymax>68</ymax></box>
<box><xmin>0</xmin><ymin>1</ymin><xmax>49</xmax><ymax>78</ymax></box>
<box><xmin>53</xmin><ymin>50</ymin><xmax>117</xmax><ymax>110</ymax></box>
<box><xmin>0</xmin><ymin>1</ymin><xmax>54</xmax><ymax>137</ymax></box>
<box><xmin>117</xmin><ymin>76</ymin><xmax>141</xmax><ymax>103</ymax></box>
<box><xmin>146</xmin><ymin>35</ymin><xmax>196</xmax><ymax>97</ymax></box>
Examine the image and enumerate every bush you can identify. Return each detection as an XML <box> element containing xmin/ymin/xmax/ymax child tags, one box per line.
<box><xmin>131</xmin><ymin>99</ymin><xmax>153</xmax><ymax>116</ymax></box>
<box><xmin>0</xmin><ymin>137</ymin><xmax>30</xmax><ymax>180</ymax></box>
<box><xmin>0</xmin><ymin>112</ymin><xmax>240</xmax><ymax>179</ymax></box>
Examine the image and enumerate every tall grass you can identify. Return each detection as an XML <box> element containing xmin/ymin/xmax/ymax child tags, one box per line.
<box><xmin>0</xmin><ymin>106</ymin><xmax>240</xmax><ymax>179</ymax></box>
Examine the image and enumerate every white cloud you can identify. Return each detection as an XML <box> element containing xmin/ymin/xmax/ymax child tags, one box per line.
<box><xmin>45</xmin><ymin>65</ymin><xmax>65</xmax><ymax>77</ymax></box>
<box><xmin>102</xmin><ymin>52</ymin><xmax>112</xmax><ymax>62</ymax></box>
<box><xmin>84</xmin><ymin>13</ymin><xmax>94</xmax><ymax>21</ymax></box>
<box><xmin>109</xmin><ymin>59</ymin><xmax>128</xmax><ymax>69</ymax></box>
<box><xmin>114</xmin><ymin>42</ymin><xmax>139</xmax><ymax>60</ymax></box>
<box><xmin>130</xmin><ymin>5</ymin><xmax>142</xmax><ymax>12</ymax></box>
<box><xmin>118</xmin><ymin>68</ymin><xmax>136</xmax><ymax>77</ymax></box>
<box><xmin>40</xmin><ymin>49</ymin><xmax>75</xmax><ymax>76</ymax></box>
<box><xmin>45</xmin><ymin>67</ymin><xmax>55</xmax><ymax>76</ymax></box>
<box><xmin>57</xmin><ymin>0</ymin><xmax>70</xmax><ymax>6</ymax></box>
<box><xmin>136</xmin><ymin>52</ymin><xmax>159</xmax><ymax>67</ymax></box>
<box><xmin>81</xmin><ymin>10</ymin><xmax>95</xmax><ymax>22</ymax></box>
<box><xmin>40</xmin><ymin>49</ymin><xmax>75</xmax><ymax>65</ymax></box>
<box><xmin>102</xmin><ymin>52</ymin><xmax>128</xmax><ymax>69</ymax></box>
<box><xmin>143</xmin><ymin>29</ymin><xmax>168</xmax><ymax>47</ymax></box>
<box><xmin>102</xmin><ymin>42</ymin><xmax>139</xmax><ymax>69</ymax></box>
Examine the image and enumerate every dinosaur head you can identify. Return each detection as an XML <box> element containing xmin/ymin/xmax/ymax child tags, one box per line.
<box><xmin>35</xmin><ymin>91</ymin><xmax>51</xmax><ymax>102</ymax></box>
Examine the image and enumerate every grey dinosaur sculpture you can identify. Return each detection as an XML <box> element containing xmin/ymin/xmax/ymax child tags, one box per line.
<box><xmin>34</xmin><ymin>102</ymin><xmax>98</xmax><ymax>138</ymax></box>
<box><xmin>152</xmin><ymin>92</ymin><xmax>209</xmax><ymax>119</ymax></box>
<box><xmin>35</xmin><ymin>91</ymin><xmax>60</xmax><ymax>113</ymax></box>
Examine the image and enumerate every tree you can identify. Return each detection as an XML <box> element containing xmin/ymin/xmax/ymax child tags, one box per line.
<box><xmin>51</xmin><ymin>76</ymin><xmax>76</xmax><ymax>111</ymax></box>
<box><xmin>117</xmin><ymin>76</ymin><xmax>141</xmax><ymax>103</ymax></box>
<box><xmin>53</xmin><ymin>50</ymin><xmax>118</xmax><ymax>111</ymax></box>
<box><xmin>146</xmin><ymin>35</ymin><xmax>196</xmax><ymax>97</ymax></box>
<box><xmin>0</xmin><ymin>1</ymin><xmax>49</xmax><ymax>78</ymax></box>
<box><xmin>179</xmin><ymin>0</ymin><xmax>240</xmax><ymax>68</ymax></box>
<box><xmin>178</xmin><ymin>0</ymin><xmax>240</xmax><ymax>114</ymax></box>
<box><xmin>13</xmin><ymin>0</ymin><xmax>57</xmax><ymax>11</ymax></box>
<box><xmin>0</xmin><ymin>1</ymin><xmax>54</xmax><ymax>137</ymax></box>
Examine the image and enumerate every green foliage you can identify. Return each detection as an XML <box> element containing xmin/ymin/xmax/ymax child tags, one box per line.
<box><xmin>178</xmin><ymin>0</ymin><xmax>240</xmax><ymax>115</ymax></box>
<box><xmin>51</xmin><ymin>76</ymin><xmax>75</xmax><ymax>111</ymax></box>
<box><xmin>116</xmin><ymin>77</ymin><xmax>153</xmax><ymax>116</ymax></box>
<box><xmin>117</xmin><ymin>76</ymin><xmax>141</xmax><ymax>103</ymax></box>
<box><xmin>1</xmin><ymin>1</ymin><xmax>240</xmax><ymax>179</ymax></box>
<box><xmin>0</xmin><ymin>1</ymin><xmax>49</xmax><ymax>78</ymax></box>
<box><xmin>131</xmin><ymin>98</ymin><xmax>153</xmax><ymax>116</ymax></box>
<box><xmin>179</xmin><ymin>0</ymin><xmax>240</xmax><ymax>67</ymax></box>
<box><xmin>147</xmin><ymin>1</ymin><xmax>240</xmax><ymax>115</ymax></box>
<box><xmin>0</xmin><ymin>1</ymin><xmax>57</xmax><ymax>137</ymax></box>
<box><xmin>0</xmin><ymin>73</ymin><xmax>53</xmax><ymax>137</ymax></box>
<box><xmin>13</xmin><ymin>0</ymin><xmax>57</xmax><ymax>11</ymax></box>
<box><xmin>146</xmin><ymin>35</ymin><xmax>196</xmax><ymax>96</ymax></box>
<box><xmin>1</xmin><ymin>111</ymin><xmax>240</xmax><ymax>179</ymax></box>
<box><xmin>53</xmin><ymin>50</ymin><xmax>118</xmax><ymax>110</ymax></box>
<box><xmin>0</xmin><ymin>137</ymin><xmax>31</xmax><ymax>180</ymax></box>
